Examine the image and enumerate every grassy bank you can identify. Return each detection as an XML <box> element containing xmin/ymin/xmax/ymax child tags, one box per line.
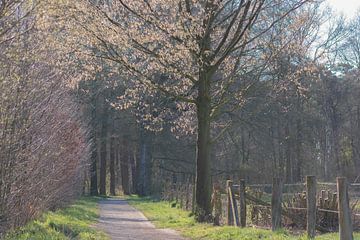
<box><xmin>3</xmin><ymin>197</ymin><xmax>108</xmax><ymax>240</ymax></box>
<box><xmin>127</xmin><ymin>195</ymin><xmax>360</xmax><ymax>240</ymax></box>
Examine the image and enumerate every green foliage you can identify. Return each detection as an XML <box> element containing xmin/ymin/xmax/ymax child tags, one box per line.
<box><xmin>127</xmin><ymin>195</ymin><xmax>360</xmax><ymax>240</ymax></box>
<box><xmin>3</xmin><ymin>197</ymin><xmax>109</xmax><ymax>240</ymax></box>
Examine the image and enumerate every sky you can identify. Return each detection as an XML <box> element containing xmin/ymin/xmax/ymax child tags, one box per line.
<box><xmin>327</xmin><ymin>0</ymin><xmax>360</xmax><ymax>18</ymax></box>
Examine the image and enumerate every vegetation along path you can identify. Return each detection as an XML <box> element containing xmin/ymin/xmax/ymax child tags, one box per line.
<box><xmin>97</xmin><ymin>198</ymin><xmax>186</xmax><ymax>240</ymax></box>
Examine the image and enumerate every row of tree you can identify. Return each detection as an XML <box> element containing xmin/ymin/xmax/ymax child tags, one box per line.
<box><xmin>0</xmin><ymin>1</ymin><xmax>91</xmax><ymax>235</ymax></box>
<box><xmin>2</xmin><ymin>0</ymin><xmax>360</xmax><ymax>234</ymax></box>
<box><xmin>75</xmin><ymin>0</ymin><xmax>360</xmax><ymax>222</ymax></box>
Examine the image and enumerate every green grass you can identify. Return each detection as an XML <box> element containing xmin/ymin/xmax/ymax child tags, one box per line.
<box><xmin>127</xmin><ymin>195</ymin><xmax>360</xmax><ymax>240</ymax></box>
<box><xmin>4</xmin><ymin>197</ymin><xmax>109</xmax><ymax>240</ymax></box>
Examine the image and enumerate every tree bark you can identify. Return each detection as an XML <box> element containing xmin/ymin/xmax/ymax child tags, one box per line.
<box><xmin>293</xmin><ymin>118</ymin><xmax>302</xmax><ymax>182</ymax></box>
<box><xmin>110</xmin><ymin>136</ymin><xmax>116</xmax><ymax>196</ymax></box>
<box><xmin>90</xmin><ymin>81</ymin><xmax>98</xmax><ymax>196</ymax></box>
<box><xmin>121</xmin><ymin>138</ymin><xmax>130</xmax><ymax>195</ymax></box>
<box><xmin>351</xmin><ymin>106</ymin><xmax>360</xmax><ymax>178</ymax></box>
<box><xmin>99</xmin><ymin>99</ymin><xmax>108</xmax><ymax>195</ymax></box>
<box><xmin>337</xmin><ymin>177</ymin><xmax>353</xmax><ymax>240</ymax></box>
<box><xmin>306</xmin><ymin>176</ymin><xmax>316</xmax><ymax>238</ymax></box>
<box><xmin>137</xmin><ymin>132</ymin><xmax>147</xmax><ymax>196</ymax></box>
<box><xmin>195</xmin><ymin>70</ymin><xmax>212</xmax><ymax>222</ymax></box>
<box><xmin>271</xmin><ymin>177</ymin><xmax>283</xmax><ymax>231</ymax></box>
<box><xmin>90</xmin><ymin>139</ymin><xmax>98</xmax><ymax>196</ymax></box>
<box><xmin>131</xmin><ymin>146</ymin><xmax>138</xmax><ymax>194</ymax></box>
<box><xmin>285</xmin><ymin>123</ymin><xmax>292</xmax><ymax>183</ymax></box>
<box><xmin>137</xmin><ymin>131</ymin><xmax>152</xmax><ymax>196</ymax></box>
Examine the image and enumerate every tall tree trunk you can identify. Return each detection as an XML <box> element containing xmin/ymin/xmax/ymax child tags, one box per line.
<box><xmin>131</xmin><ymin>145</ymin><xmax>138</xmax><ymax>194</ymax></box>
<box><xmin>99</xmin><ymin>99</ymin><xmax>108</xmax><ymax>195</ymax></box>
<box><xmin>351</xmin><ymin>105</ymin><xmax>360</xmax><ymax>178</ymax></box>
<box><xmin>90</xmin><ymin>81</ymin><xmax>98</xmax><ymax>196</ymax></box>
<box><xmin>195</xmin><ymin>70</ymin><xmax>212</xmax><ymax>222</ymax></box>
<box><xmin>285</xmin><ymin>123</ymin><xmax>292</xmax><ymax>183</ymax></box>
<box><xmin>278</xmin><ymin>119</ymin><xmax>284</xmax><ymax>179</ymax></box>
<box><xmin>90</xmin><ymin>139</ymin><xmax>98</xmax><ymax>195</ymax></box>
<box><xmin>121</xmin><ymin>138</ymin><xmax>130</xmax><ymax>195</ymax></box>
<box><xmin>109</xmin><ymin>137</ymin><xmax>116</xmax><ymax>196</ymax></box>
<box><xmin>137</xmin><ymin>134</ymin><xmax>146</xmax><ymax>196</ymax></box>
<box><xmin>320</xmin><ymin>128</ymin><xmax>327</xmax><ymax>180</ymax></box>
<box><xmin>116</xmin><ymin>141</ymin><xmax>122</xmax><ymax>189</ymax></box>
<box><xmin>293</xmin><ymin>119</ymin><xmax>302</xmax><ymax>182</ymax></box>
<box><xmin>331</xmin><ymin>116</ymin><xmax>342</xmax><ymax>176</ymax></box>
<box><xmin>137</xmin><ymin>131</ymin><xmax>152</xmax><ymax>196</ymax></box>
<box><xmin>325</xmin><ymin>124</ymin><xmax>332</xmax><ymax>180</ymax></box>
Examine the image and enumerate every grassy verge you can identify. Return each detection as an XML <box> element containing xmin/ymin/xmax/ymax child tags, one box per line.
<box><xmin>127</xmin><ymin>195</ymin><xmax>360</xmax><ymax>240</ymax></box>
<box><xmin>4</xmin><ymin>197</ymin><xmax>109</xmax><ymax>240</ymax></box>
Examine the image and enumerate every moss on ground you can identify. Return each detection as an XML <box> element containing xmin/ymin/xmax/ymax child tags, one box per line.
<box><xmin>3</xmin><ymin>197</ymin><xmax>109</xmax><ymax>240</ymax></box>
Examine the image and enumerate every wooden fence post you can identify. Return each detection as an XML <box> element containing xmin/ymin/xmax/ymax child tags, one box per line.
<box><xmin>186</xmin><ymin>181</ymin><xmax>191</xmax><ymax>210</ymax></box>
<box><xmin>179</xmin><ymin>185</ymin><xmax>184</xmax><ymax>209</ymax></box>
<box><xmin>175</xmin><ymin>182</ymin><xmax>179</xmax><ymax>204</ymax></box>
<box><xmin>320</xmin><ymin>190</ymin><xmax>325</xmax><ymax>207</ymax></box>
<box><xmin>226</xmin><ymin>180</ymin><xmax>233</xmax><ymax>226</ymax></box>
<box><xmin>239</xmin><ymin>179</ymin><xmax>246</xmax><ymax>227</ymax></box>
<box><xmin>337</xmin><ymin>177</ymin><xmax>353</xmax><ymax>240</ymax></box>
<box><xmin>212</xmin><ymin>183</ymin><xmax>221</xmax><ymax>226</ymax></box>
<box><xmin>271</xmin><ymin>177</ymin><xmax>283</xmax><ymax>231</ymax></box>
<box><xmin>306</xmin><ymin>175</ymin><xmax>316</xmax><ymax>238</ymax></box>
<box><xmin>191</xmin><ymin>176</ymin><xmax>196</xmax><ymax>213</ymax></box>
<box><xmin>226</xmin><ymin>180</ymin><xmax>239</xmax><ymax>226</ymax></box>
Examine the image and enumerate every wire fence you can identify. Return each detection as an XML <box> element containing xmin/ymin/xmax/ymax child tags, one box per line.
<box><xmin>227</xmin><ymin>177</ymin><xmax>359</xmax><ymax>237</ymax></box>
<box><xmin>158</xmin><ymin>176</ymin><xmax>359</xmax><ymax>238</ymax></box>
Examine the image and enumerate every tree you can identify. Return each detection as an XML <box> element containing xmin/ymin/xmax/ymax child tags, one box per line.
<box><xmin>77</xmin><ymin>79</ymin><xmax>101</xmax><ymax>195</ymax></box>
<box><xmin>99</xmin><ymin>95</ymin><xmax>109</xmax><ymax>195</ymax></box>
<box><xmin>78</xmin><ymin>0</ymin><xmax>315</xmax><ymax>221</ymax></box>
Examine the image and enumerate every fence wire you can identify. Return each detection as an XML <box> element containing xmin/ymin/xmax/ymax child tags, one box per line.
<box><xmin>230</xmin><ymin>181</ymin><xmax>360</xmax><ymax>232</ymax></box>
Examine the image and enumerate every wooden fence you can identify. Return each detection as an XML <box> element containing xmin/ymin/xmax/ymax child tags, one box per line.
<box><xmin>225</xmin><ymin>176</ymin><xmax>359</xmax><ymax>239</ymax></box>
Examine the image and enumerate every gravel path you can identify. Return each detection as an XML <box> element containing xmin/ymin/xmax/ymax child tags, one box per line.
<box><xmin>97</xmin><ymin>198</ymin><xmax>187</xmax><ymax>240</ymax></box>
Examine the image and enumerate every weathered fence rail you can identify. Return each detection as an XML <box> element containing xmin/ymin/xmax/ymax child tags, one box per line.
<box><xmin>225</xmin><ymin>176</ymin><xmax>358</xmax><ymax>239</ymax></box>
<box><xmin>160</xmin><ymin>175</ymin><xmax>358</xmax><ymax>239</ymax></box>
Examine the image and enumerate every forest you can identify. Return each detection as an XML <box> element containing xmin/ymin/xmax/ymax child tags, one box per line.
<box><xmin>1</xmin><ymin>0</ymin><xmax>360</xmax><ymax>238</ymax></box>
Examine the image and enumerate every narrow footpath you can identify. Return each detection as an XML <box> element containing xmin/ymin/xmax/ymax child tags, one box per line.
<box><xmin>97</xmin><ymin>198</ymin><xmax>187</xmax><ymax>240</ymax></box>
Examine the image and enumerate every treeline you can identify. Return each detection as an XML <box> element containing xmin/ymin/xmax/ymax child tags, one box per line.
<box><xmin>78</xmin><ymin>57</ymin><xmax>360</xmax><ymax>197</ymax></box>
<box><xmin>0</xmin><ymin>1</ymin><xmax>90</xmax><ymax>235</ymax></box>
<box><xmin>77</xmin><ymin>77</ymin><xmax>196</xmax><ymax>197</ymax></box>
<box><xmin>74</xmin><ymin>0</ymin><xmax>360</xmax><ymax>221</ymax></box>
<box><xmin>2</xmin><ymin>0</ymin><xmax>360</xmax><ymax>234</ymax></box>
